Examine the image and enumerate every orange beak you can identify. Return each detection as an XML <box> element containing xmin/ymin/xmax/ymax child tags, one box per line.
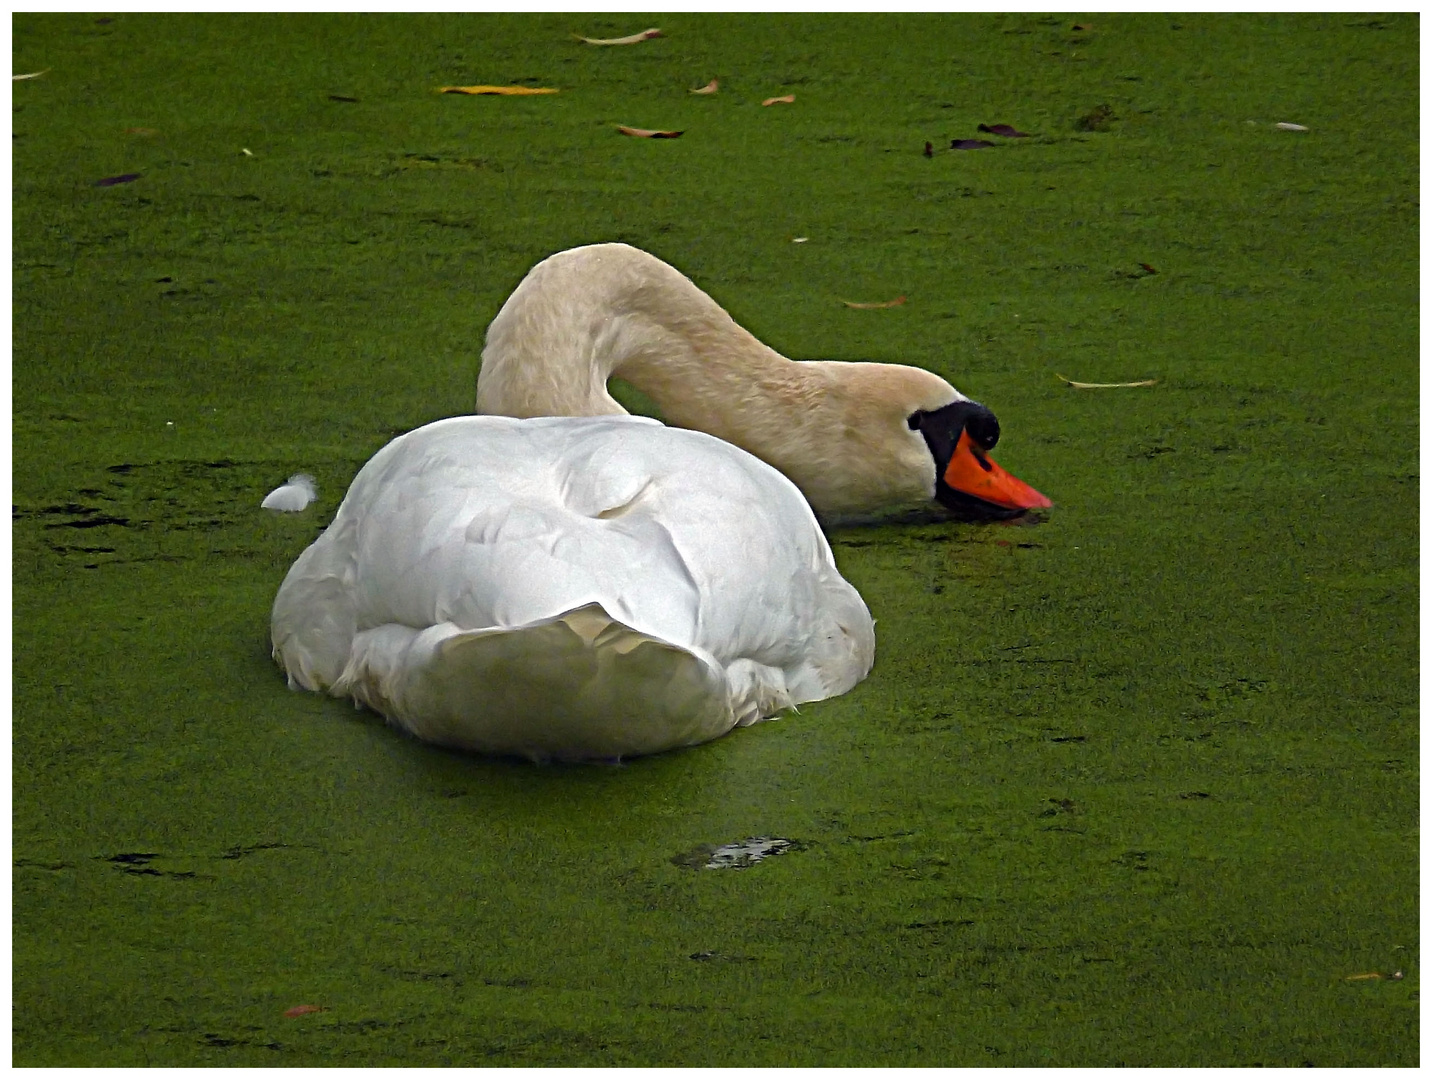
<box><xmin>942</xmin><ymin>430</ymin><xmax>1052</xmax><ymax>512</ymax></box>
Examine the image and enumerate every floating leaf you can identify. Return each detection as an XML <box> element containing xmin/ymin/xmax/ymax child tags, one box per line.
<box><xmin>841</xmin><ymin>296</ymin><xmax>907</xmax><ymax>309</ymax></box>
<box><xmin>241</xmin><ymin>148</ymin><xmax>254</xmax><ymax>157</ymax></box>
<box><xmin>93</xmin><ymin>173</ymin><xmax>141</xmax><ymax>187</ymax></box>
<box><xmin>923</xmin><ymin>141</ymin><xmax>933</xmax><ymax>157</ymax></box>
<box><xmin>575</xmin><ymin>28</ymin><xmax>662</xmax><ymax>45</ymax></box>
<box><xmin>978</xmin><ymin>123</ymin><xmax>1032</xmax><ymax>138</ymax></box>
<box><xmin>1138</xmin><ymin>262</ymin><xmax>1158</xmax><ymax>274</ymax></box>
<box><xmin>13</xmin><ymin>69</ymin><xmax>49</xmax><ymax>81</ymax></box>
<box><xmin>284</xmin><ymin>1004</ymin><xmax>327</xmax><ymax>1018</ymax></box>
<box><xmin>1071</xmin><ymin>23</ymin><xmax>1092</xmax><ymax>31</ymax></box>
<box><xmin>1056</xmin><ymin>374</ymin><xmax>1158</xmax><ymax>389</ymax></box>
<box><xmin>951</xmin><ymin>139</ymin><xmax>994</xmax><ymax>150</ymax></box>
<box><xmin>617</xmin><ymin>125</ymin><xmax>683</xmax><ymax>139</ymax></box>
<box><xmin>1275</xmin><ymin>121</ymin><xmax>1309</xmax><ymax>131</ymax></box>
<box><xmin>791</xmin><ymin>237</ymin><xmax>809</xmax><ymax>243</ymax></box>
<box><xmin>762</xmin><ymin>94</ymin><xmax>795</xmax><ymax>106</ymax></box>
<box><xmin>439</xmin><ymin>85</ymin><xmax>559</xmax><ymax>95</ymax></box>
<box><xmin>690</xmin><ymin>79</ymin><xmax>718</xmax><ymax>95</ymax></box>
<box><xmin>327</xmin><ymin>94</ymin><xmax>359</xmax><ymax>103</ymax></box>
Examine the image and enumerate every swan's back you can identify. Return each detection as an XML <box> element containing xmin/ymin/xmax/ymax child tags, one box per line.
<box><xmin>271</xmin><ymin>415</ymin><xmax>874</xmax><ymax>760</ymax></box>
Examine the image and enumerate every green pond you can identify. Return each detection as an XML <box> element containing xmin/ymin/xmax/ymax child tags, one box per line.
<box><xmin>12</xmin><ymin>12</ymin><xmax>1417</xmax><ymax>1065</ymax></box>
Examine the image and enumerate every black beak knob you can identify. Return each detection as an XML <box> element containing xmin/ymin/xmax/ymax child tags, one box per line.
<box><xmin>965</xmin><ymin>406</ymin><xmax>1000</xmax><ymax>452</ymax></box>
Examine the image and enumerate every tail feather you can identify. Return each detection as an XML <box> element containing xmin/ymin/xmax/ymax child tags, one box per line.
<box><xmin>332</xmin><ymin>603</ymin><xmax>741</xmax><ymax>761</ymax></box>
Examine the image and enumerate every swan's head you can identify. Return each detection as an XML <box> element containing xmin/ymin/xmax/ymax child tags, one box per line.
<box><xmin>908</xmin><ymin>399</ymin><xmax>1052</xmax><ymax>520</ymax></box>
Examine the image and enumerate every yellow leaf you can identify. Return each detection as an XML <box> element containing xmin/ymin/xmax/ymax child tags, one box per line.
<box><xmin>1056</xmin><ymin>374</ymin><xmax>1159</xmax><ymax>389</ymax></box>
<box><xmin>13</xmin><ymin>69</ymin><xmax>49</xmax><ymax>81</ymax></box>
<box><xmin>762</xmin><ymin>94</ymin><xmax>796</xmax><ymax>106</ymax></box>
<box><xmin>617</xmin><ymin>125</ymin><xmax>684</xmax><ymax>139</ymax></box>
<box><xmin>841</xmin><ymin>296</ymin><xmax>907</xmax><ymax>309</ymax></box>
<box><xmin>438</xmin><ymin>85</ymin><xmax>559</xmax><ymax>95</ymax></box>
<box><xmin>575</xmin><ymin>28</ymin><xmax>662</xmax><ymax>45</ymax></box>
<box><xmin>690</xmin><ymin>79</ymin><xmax>718</xmax><ymax>95</ymax></box>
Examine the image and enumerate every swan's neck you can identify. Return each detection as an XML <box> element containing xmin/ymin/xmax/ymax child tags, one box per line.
<box><xmin>478</xmin><ymin>244</ymin><xmax>792</xmax><ymax>426</ymax></box>
<box><xmin>476</xmin><ymin>244</ymin><xmax>959</xmax><ymax>516</ymax></box>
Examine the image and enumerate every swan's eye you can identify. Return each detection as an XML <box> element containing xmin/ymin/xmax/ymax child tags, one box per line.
<box><xmin>906</xmin><ymin>411</ymin><xmax>924</xmax><ymax>431</ymax></box>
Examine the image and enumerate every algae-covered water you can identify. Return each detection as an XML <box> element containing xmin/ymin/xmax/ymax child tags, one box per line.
<box><xmin>12</xmin><ymin>13</ymin><xmax>1417</xmax><ymax>1066</ymax></box>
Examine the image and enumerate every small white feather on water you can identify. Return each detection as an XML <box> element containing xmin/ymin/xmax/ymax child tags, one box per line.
<box><xmin>262</xmin><ymin>473</ymin><xmax>317</xmax><ymax>512</ymax></box>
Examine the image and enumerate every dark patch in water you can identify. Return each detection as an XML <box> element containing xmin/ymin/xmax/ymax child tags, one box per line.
<box><xmin>44</xmin><ymin>514</ymin><xmax>130</xmax><ymax>529</ymax></box>
<box><xmin>688</xmin><ymin>950</ymin><xmax>755</xmax><ymax>963</ymax></box>
<box><xmin>105</xmin><ymin>852</ymin><xmax>158</xmax><ymax>865</ymax></box>
<box><xmin>14</xmin><ymin>858</ymin><xmax>72</xmax><ymax>871</ymax></box>
<box><xmin>906</xmin><ymin>918</ymin><xmax>975</xmax><ymax>929</ymax></box>
<box><xmin>220</xmin><ymin>842</ymin><xmax>290</xmax><ymax>860</ymax></box>
<box><xmin>671</xmin><ymin>837</ymin><xmax>800</xmax><ymax>870</ymax></box>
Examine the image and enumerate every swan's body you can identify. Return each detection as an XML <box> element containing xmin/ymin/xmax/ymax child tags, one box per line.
<box><xmin>271</xmin><ymin>415</ymin><xmax>874</xmax><ymax>761</ymax></box>
<box><xmin>476</xmin><ymin>243</ymin><xmax>1050</xmax><ymax>519</ymax></box>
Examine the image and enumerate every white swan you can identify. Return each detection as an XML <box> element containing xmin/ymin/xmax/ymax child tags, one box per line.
<box><xmin>476</xmin><ymin>243</ymin><xmax>1050</xmax><ymax>520</ymax></box>
<box><xmin>271</xmin><ymin>415</ymin><xmax>874</xmax><ymax>762</ymax></box>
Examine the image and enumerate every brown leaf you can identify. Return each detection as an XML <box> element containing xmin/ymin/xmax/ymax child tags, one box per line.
<box><xmin>575</xmin><ymin>28</ymin><xmax>662</xmax><ymax>45</ymax></box>
<box><xmin>841</xmin><ymin>296</ymin><xmax>907</xmax><ymax>309</ymax></box>
<box><xmin>762</xmin><ymin>94</ymin><xmax>795</xmax><ymax>106</ymax></box>
<box><xmin>284</xmin><ymin>1004</ymin><xmax>327</xmax><ymax>1018</ymax></box>
<box><xmin>978</xmin><ymin>123</ymin><xmax>1031</xmax><ymax>138</ymax></box>
<box><xmin>1071</xmin><ymin>23</ymin><xmax>1092</xmax><ymax>31</ymax></box>
<box><xmin>951</xmin><ymin>139</ymin><xmax>994</xmax><ymax>150</ymax></box>
<box><xmin>617</xmin><ymin>126</ymin><xmax>683</xmax><ymax>139</ymax></box>
<box><xmin>1056</xmin><ymin>374</ymin><xmax>1158</xmax><ymax>389</ymax></box>
<box><xmin>124</xmin><ymin>127</ymin><xmax>158</xmax><ymax>136</ymax></box>
<box><xmin>439</xmin><ymin>85</ymin><xmax>559</xmax><ymax>95</ymax></box>
<box><xmin>923</xmin><ymin>141</ymin><xmax>933</xmax><ymax>157</ymax></box>
<box><xmin>689</xmin><ymin>79</ymin><xmax>718</xmax><ymax>95</ymax></box>
<box><xmin>1139</xmin><ymin>263</ymin><xmax>1158</xmax><ymax>275</ymax></box>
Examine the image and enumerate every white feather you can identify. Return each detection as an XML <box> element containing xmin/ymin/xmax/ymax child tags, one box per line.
<box><xmin>271</xmin><ymin>416</ymin><xmax>874</xmax><ymax>762</ymax></box>
<box><xmin>262</xmin><ymin>473</ymin><xmax>317</xmax><ymax>512</ymax></box>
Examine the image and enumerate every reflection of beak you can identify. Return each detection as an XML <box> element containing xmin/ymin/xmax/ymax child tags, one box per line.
<box><xmin>943</xmin><ymin>430</ymin><xmax>1053</xmax><ymax>511</ymax></box>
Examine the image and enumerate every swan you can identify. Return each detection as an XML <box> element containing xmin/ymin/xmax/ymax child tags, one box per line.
<box><xmin>270</xmin><ymin>414</ymin><xmax>874</xmax><ymax>762</ymax></box>
<box><xmin>476</xmin><ymin>243</ymin><xmax>1050</xmax><ymax>521</ymax></box>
